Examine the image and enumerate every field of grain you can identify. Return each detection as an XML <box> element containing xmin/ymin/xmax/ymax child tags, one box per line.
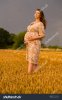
<box><xmin>0</xmin><ymin>49</ymin><xmax>62</xmax><ymax>94</ymax></box>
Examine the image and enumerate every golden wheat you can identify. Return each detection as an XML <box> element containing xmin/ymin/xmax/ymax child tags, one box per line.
<box><xmin>0</xmin><ymin>49</ymin><xmax>62</xmax><ymax>94</ymax></box>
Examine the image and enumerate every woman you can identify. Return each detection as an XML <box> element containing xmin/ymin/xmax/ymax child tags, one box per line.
<box><xmin>24</xmin><ymin>8</ymin><xmax>46</xmax><ymax>74</ymax></box>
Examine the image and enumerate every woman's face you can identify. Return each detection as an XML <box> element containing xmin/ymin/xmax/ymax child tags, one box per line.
<box><xmin>34</xmin><ymin>10</ymin><xmax>41</xmax><ymax>19</ymax></box>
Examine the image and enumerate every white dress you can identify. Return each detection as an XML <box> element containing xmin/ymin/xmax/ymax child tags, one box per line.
<box><xmin>24</xmin><ymin>21</ymin><xmax>45</xmax><ymax>64</ymax></box>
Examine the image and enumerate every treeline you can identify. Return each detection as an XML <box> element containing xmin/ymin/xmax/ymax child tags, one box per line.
<box><xmin>0</xmin><ymin>27</ymin><xmax>26</xmax><ymax>49</ymax></box>
<box><xmin>0</xmin><ymin>27</ymin><xmax>62</xmax><ymax>49</ymax></box>
<box><xmin>41</xmin><ymin>43</ymin><xmax>62</xmax><ymax>49</ymax></box>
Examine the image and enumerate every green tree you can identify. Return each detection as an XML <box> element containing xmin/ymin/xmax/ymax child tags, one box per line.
<box><xmin>0</xmin><ymin>28</ymin><xmax>10</xmax><ymax>48</ymax></box>
<box><xmin>0</xmin><ymin>28</ymin><xmax>16</xmax><ymax>49</ymax></box>
<box><xmin>12</xmin><ymin>31</ymin><xmax>26</xmax><ymax>49</ymax></box>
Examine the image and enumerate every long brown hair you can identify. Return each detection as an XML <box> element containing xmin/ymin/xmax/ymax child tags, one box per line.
<box><xmin>36</xmin><ymin>8</ymin><xmax>47</xmax><ymax>29</ymax></box>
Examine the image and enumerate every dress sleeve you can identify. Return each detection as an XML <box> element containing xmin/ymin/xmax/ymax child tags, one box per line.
<box><xmin>38</xmin><ymin>22</ymin><xmax>45</xmax><ymax>38</ymax></box>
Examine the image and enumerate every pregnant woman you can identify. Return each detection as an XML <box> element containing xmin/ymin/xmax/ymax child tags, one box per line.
<box><xmin>24</xmin><ymin>8</ymin><xmax>46</xmax><ymax>74</ymax></box>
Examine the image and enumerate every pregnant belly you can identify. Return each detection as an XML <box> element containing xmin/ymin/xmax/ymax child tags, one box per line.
<box><xmin>24</xmin><ymin>32</ymin><xmax>41</xmax><ymax>45</ymax></box>
<box><xmin>24</xmin><ymin>32</ymin><xmax>39</xmax><ymax>39</ymax></box>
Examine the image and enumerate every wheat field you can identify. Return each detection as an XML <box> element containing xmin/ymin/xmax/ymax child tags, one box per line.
<box><xmin>0</xmin><ymin>49</ymin><xmax>62</xmax><ymax>94</ymax></box>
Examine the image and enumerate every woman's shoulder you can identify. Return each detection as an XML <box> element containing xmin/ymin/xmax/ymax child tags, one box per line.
<box><xmin>37</xmin><ymin>22</ymin><xmax>44</xmax><ymax>28</ymax></box>
<box><xmin>29</xmin><ymin>21</ymin><xmax>44</xmax><ymax>27</ymax></box>
<box><xmin>38</xmin><ymin>21</ymin><xmax>44</xmax><ymax>25</ymax></box>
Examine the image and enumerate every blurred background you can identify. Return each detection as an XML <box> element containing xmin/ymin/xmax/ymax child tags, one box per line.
<box><xmin>0</xmin><ymin>0</ymin><xmax>62</xmax><ymax>49</ymax></box>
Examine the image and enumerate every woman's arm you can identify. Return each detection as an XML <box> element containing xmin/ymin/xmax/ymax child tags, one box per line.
<box><xmin>28</xmin><ymin>34</ymin><xmax>45</xmax><ymax>41</ymax></box>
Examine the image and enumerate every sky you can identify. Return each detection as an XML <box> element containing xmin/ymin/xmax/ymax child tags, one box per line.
<box><xmin>0</xmin><ymin>0</ymin><xmax>62</xmax><ymax>46</ymax></box>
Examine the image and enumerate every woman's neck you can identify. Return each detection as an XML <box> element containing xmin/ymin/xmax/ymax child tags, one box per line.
<box><xmin>35</xmin><ymin>19</ymin><xmax>40</xmax><ymax>22</ymax></box>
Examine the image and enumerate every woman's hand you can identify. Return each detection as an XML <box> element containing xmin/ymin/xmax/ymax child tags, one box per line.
<box><xmin>28</xmin><ymin>35</ymin><xmax>42</xmax><ymax>41</ymax></box>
